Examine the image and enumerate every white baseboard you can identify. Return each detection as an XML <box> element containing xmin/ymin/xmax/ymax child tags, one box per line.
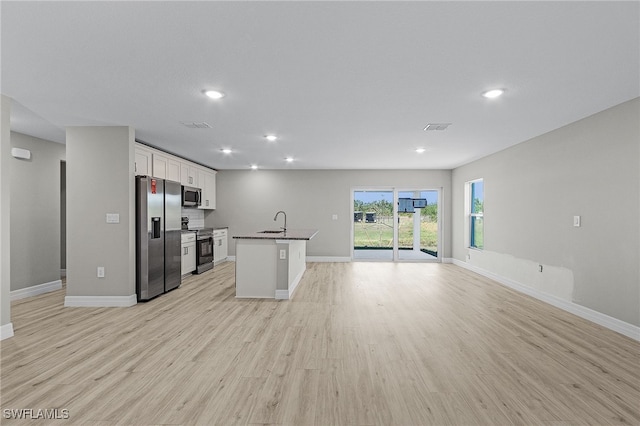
<box><xmin>306</xmin><ymin>256</ymin><xmax>351</xmax><ymax>262</ymax></box>
<box><xmin>0</xmin><ymin>323</ymin><xmax>14</xmax><ymax>340</ymax></box>
<box><xmin>227</xmin><ymin>256</ymin><xmax>236</xmax><ymax>262</ymax></box>
<box><xmin>442</xmin><ymin>257</ymin><xmax>454</xmax><ymax>264</ymax></box>
<box><xmin>11</xmin><ymin>279</ymin><xmax>62</xmax><ymax>301</ymax></box>
<box><xmin>64</xmin><ymin>294</ymin><xmax>137</xmax><ymax>308</ymax></box>
<box><xmin>452</xmin><ymin>259</ymin><xmax>640</xmax><ymax>342</ymax></box>
<box><xmin>275</xmin><ymin>289</ymin><xmax>289</xmax><ymax>299</ymax></box>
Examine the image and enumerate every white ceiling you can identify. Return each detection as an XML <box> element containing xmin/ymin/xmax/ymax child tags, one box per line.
<box><xmin>2</xmin><ymin>1</ymin><xmax>638</xmax><ymax>170</ymax></box>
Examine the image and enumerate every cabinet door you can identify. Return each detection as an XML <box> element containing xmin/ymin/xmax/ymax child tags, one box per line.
<box><xmin>152</xmin><ymin>153</ymin><xmax>168</xmax><ymax>179</ymax></box>
<box><xmin>166</xmin><ymin>158</ymin><xmax>181</xmax><ymax>183</ymax></box>
<box><xmin>198</xmin><ymin>170</ymin><xmax>216</xmax><ymax>210</ymax></box>
<box><xmin>180</xmin><ymin>162</ymin><xmax>198</xmax><ymax>187</ymax></box>
<box><xmin>135</xmin><ymin>147</ymin><xmax>152</xmax><ymax>176</ymax></box>
<box><xmin>181</xmin><ymin>242</ymin><xmax>196</xmax><ymax>275</ymax></box>
<box><xmin>220</xmin><ymin>230</ymin><xmax>227</xmax><ymax>259</ymax></box>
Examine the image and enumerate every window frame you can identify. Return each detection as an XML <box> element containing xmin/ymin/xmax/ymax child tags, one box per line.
<box><xmin>468</xmin><ymin>179</ymin><xmax>484</xmax><ymax>250</ymax></box>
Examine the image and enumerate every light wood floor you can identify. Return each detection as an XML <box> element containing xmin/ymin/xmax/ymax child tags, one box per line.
<box><xmin>1</xmin><ymin>262</ymin><xmax>639</xmax><ymax>425</ymax></box>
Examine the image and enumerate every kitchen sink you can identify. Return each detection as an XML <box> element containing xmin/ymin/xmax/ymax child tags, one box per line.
<box><xmin>259</xmin><ymin>230</ymin><xmax>284</xmax><ymax>234</ymax></box>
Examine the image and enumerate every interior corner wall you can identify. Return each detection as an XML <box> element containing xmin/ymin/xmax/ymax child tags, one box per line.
<box><xmin>0</xmin><ymin>95</ymin><xmax>12</xmax><ymax>334</ymax></box>
<box><xmin>10</xmin><ymin>132</ymin><xmax>66</xmax><ymax>292</ymax></box>
<box><xmin>451</xmin><ymin>97</ymin><xmax>640</xmax><ymax>327</ymax></box>
<box><xmin>207</xmin><ymin>169</ymin><xmax>452</xmax><ymax>259</ymax></box>
<box><xmin>65</xmin><ymin>126</ymin><xmax>135</xmax><ymax>299</ymax></box>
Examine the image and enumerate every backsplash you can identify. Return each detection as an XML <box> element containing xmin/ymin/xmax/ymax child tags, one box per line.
<box><xmin>182</xmin><ymin>208</ymin><xmax>204</xmax><ymax>229</ymax></box>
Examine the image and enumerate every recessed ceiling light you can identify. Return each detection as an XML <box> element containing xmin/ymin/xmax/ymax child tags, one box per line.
<box><xmin>250</xmin><ymin>164</ymin><xmax>258</xmax><ymax>170</ymax></box>
<box><xmin>285</xmin><ymin>157</ymin><xmax>294</xmax><ymax>163</ymax></box>
<box><xmin>416</xmin><ymin>148</ymin><xmax>426</xmax><ymax>154</ymax></box>
<box><xmin>482</xmin><ymin>89</ymin><xmax>505</xmax><ymax>99</ymax></box>
<box><xmin>265</xmin><ymin>134</ymin><xmax>278</xmax><ymax>142</ymax></box>
<box><xmin>221</xmin><ymin>148</ymin><xmax>232</xmax><ymax>154</ymax></box>
<box><xmin>204</xmin><ymin>90</ymin><xmax>225</xmax><ymax>99</ymax></box>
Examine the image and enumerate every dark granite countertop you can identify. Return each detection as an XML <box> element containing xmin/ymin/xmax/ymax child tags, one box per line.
<box><xmin>233</xmin><ymin>229</ymin><xmax>318</xmax><ymax>241</ymax></box>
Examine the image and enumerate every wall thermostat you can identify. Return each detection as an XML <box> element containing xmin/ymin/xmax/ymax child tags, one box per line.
<box><xmin>11</xmin><ymin>147</ymin><xmax>31</xmax><ymax>160</ymax></box>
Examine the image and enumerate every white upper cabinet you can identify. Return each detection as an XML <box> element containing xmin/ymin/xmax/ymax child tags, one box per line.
<box><xmin>198</xmin><ymin>168</ymin><xmax>216</xmax><ymax>210</ymax></box>
<box><xmin>151</xmin><ymin>152</ymin><xmax>180</xmax><ymax>182</ymax></box>
<box><xmin>134</xmin><ymin>143</ymin><xmax>216</xmax><ymax>208</ymax></box>
<box><xmin>180</xmin><ymin>162</ymin><xmax>199</xmax><ymax>187</ymax></box>
<box><xmin>134</xmin><ymin>146</ymin><xmax>152</xmax><ymax>176</ymax></box>
<box><xmin>166</xmin><ymin>157</ymin><xmax>181</xmax><ymax>183</ymax></box>
<box><xmin>152</xmin><ymin>153</ymin><xmax>168</xmax><ymax>179</ymax></box>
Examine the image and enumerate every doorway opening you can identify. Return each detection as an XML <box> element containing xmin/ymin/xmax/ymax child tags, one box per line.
<box><xmin>352</xmin><ymin>188</ymin><xmax>441</xmax><ymax>262</ymax></box>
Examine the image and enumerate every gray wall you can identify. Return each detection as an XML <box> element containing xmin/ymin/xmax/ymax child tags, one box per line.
<box><xmin>10</xmin><ymin>132</ymin><xmax>66</xmax><ymax>291</ymax></box>
<box><xmin>451</xmin><ymin>98</ymin><xmax>640</xmax><ymax>326</ymax></box>
<box><xmin>66</xmin><ymin>126</ymin><xmax>135</xmax><ymax>298</ymax></box>
<box><xmin>208</xmin><ymin>169</ymin><xmax>452</xmax><ymax>258</ymax></box>
<box><xmin>1</xmin><ymin>96</ymin><xmax>11</xmax><ymax>330</ymax></box>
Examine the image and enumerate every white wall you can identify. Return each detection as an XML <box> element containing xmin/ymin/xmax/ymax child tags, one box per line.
<box><xmin>451</xmin><ymin>98</ymin><xmax>640</xmax><ymax>327</ymax></box>
<box><xmin>10</xmin><ymin>132</ymin><xmax>65</xmax><ymax>291</ymax></box>
<box><xmin>208</xmin><ymin>169</ymin><xmax>451</xmax><ymax>258</ymax></box>
<box><xmin>65</xmin><ymin>126</ymin><xmax>136</xmax><ymax>304</ymax></box>
<box><xmin>0</xmin><ymin>95</ymin><xmax>12</xmax><ymax>338</ymax></box>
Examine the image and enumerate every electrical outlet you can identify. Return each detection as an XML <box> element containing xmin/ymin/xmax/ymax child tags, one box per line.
<box><xmin>279</xmin><ymin>249</ymin><xmax>286</xmax><ymax>260</ymax></box>
<box><xmin>573</xmin><ymin>216</ymin><xmax>581</xmax><ymax>227</ymax></box>
<box><xmin>332</xmin><ymin>214</ymin><xmax>338</xmax><ymax>220</ymax></box>
<box><xmin>97</xmin><ymin>267</ymin><xmax>105</xmax><ymax>278</ymax></box>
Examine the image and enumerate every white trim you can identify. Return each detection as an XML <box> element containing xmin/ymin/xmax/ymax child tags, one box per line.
<box><xmin>227</xmin><ymin>255</ymin><xmax>236</xmax><ymax>262</ymax></box>
<box><xmin>0</xmin><ymin>323</ymin><xmax>14</xmax><ymax>340</ymax></box>
<box><xmin>287</xmin><ymin>266</ymin><xmax>305</xmax><ymax>298</ymax></box>
<box><xmin>64</xmin><ymin>294</ymin><xmax>137</xmax><ymax>308</ymax></box>
<box><xmin>306</xmin><ymin>256</ymin><xmax>351</xmax><ymax>263</ymax></box>
<box><xmin>275</xmin><ymin>290</ymin><xmax>289</xmax><ymax>299</ymax></box>
<box><xmin>452</xmin><ymin>259</ymin><xmax>640</xmax><ymax>342</ymax></box>
<box><xmin>10</xmin><ymin>279</ymin><xmax>62</xmax><ymax>301</ymax></box>
<box><xmin>442</xmin><ymin>257</ymin><xmax>454</xmax><ymax>264</ymax></box>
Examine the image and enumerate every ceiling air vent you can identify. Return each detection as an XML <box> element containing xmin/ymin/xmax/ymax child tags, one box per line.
<box><xmin>180</xmin><ymin>121</ymin><xmax>212</xmax><ymax>129</ymax></box>
<box><xmin>423</xmin><ymin>123</ymin><xmax>451</xmax><ymax>131</ymax></box>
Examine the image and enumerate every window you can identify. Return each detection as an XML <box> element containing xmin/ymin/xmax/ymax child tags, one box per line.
<box><xmin>469</xmin><ymin>179</ymin><xmax>484</xmax><ymax>249</ymax></box>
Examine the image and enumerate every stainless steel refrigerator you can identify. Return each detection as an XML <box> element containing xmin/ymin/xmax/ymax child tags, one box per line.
<box><xmin>136</xmin><ymin>176</ymin><xmax>181</xmax><ymax>301</ymax></box>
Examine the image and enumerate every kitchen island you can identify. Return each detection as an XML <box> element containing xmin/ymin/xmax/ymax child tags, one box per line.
<box><xmin>233</xmin><ymin>229</ymin><xmax>318</xmax><ymax>299</ymax></box>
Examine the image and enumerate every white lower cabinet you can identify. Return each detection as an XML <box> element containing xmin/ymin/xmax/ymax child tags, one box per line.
<box><xmin>213</xmin><ymin>229</ymin><xmax>228</xmax><ymax>264</ymax></box>
<box><xmin>181</xmin><ymin>232</ymin><xmax>196</xmax><ymax>275</ymax></box>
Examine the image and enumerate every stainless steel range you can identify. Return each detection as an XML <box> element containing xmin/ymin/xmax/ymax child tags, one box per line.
<box><xmin>194</xmin><ymin>228</ymin><xmax>214</xmax><ymax>274</ymax></box>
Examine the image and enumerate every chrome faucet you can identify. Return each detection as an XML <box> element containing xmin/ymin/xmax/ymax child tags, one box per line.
<box><xmin>274</xmin><ymin>210</ymin><xmax>287</xmax><ymax>232</ymax></box>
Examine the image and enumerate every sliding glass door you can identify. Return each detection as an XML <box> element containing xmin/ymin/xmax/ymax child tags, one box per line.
<box><xmin>352</xmin><ymin>188</ymin><xmax>440</xmax><ymax>261</ymax></box>
<box><xmin>397</xmin><ymin>190</ymin><xmax>439</xmax><ymax>261</ymax></box>
<box><xmin>353</xmin><ymin>190</ymin><xmax>394</xmax><ymax>260</ymax></box>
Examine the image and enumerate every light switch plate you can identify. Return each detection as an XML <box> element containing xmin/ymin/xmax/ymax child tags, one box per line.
<box><xmin>106</xmin><ymin>213</ymin><xmax>120</xmax><ymax>224</ymax></box>
<box><xmin>332</xmin><ymin>214</ymin><xmax>338</xmax><ymax>220</ymax></box>
<box><xmin>573</xmin><ymin>215</ymin><xmax>581</xmax><ymax>227</ymax></box>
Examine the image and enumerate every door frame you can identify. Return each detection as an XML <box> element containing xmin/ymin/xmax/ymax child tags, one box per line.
<box><xmin>351</xmin><ymin>187</ymin><xmax>442</xmax><ymax>262</ymax></box>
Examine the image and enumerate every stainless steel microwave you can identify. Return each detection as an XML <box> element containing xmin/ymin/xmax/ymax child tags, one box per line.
<box><xmin>182</xmin><ymin>185</ymin><xmax>201</xmax><ymax>207</ymax></box>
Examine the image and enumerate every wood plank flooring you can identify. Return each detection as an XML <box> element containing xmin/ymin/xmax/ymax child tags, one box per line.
<box><xmin>1</xmin><ymin>262</ymin><xmax>639</xmax><ymax>425</ymax></box>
